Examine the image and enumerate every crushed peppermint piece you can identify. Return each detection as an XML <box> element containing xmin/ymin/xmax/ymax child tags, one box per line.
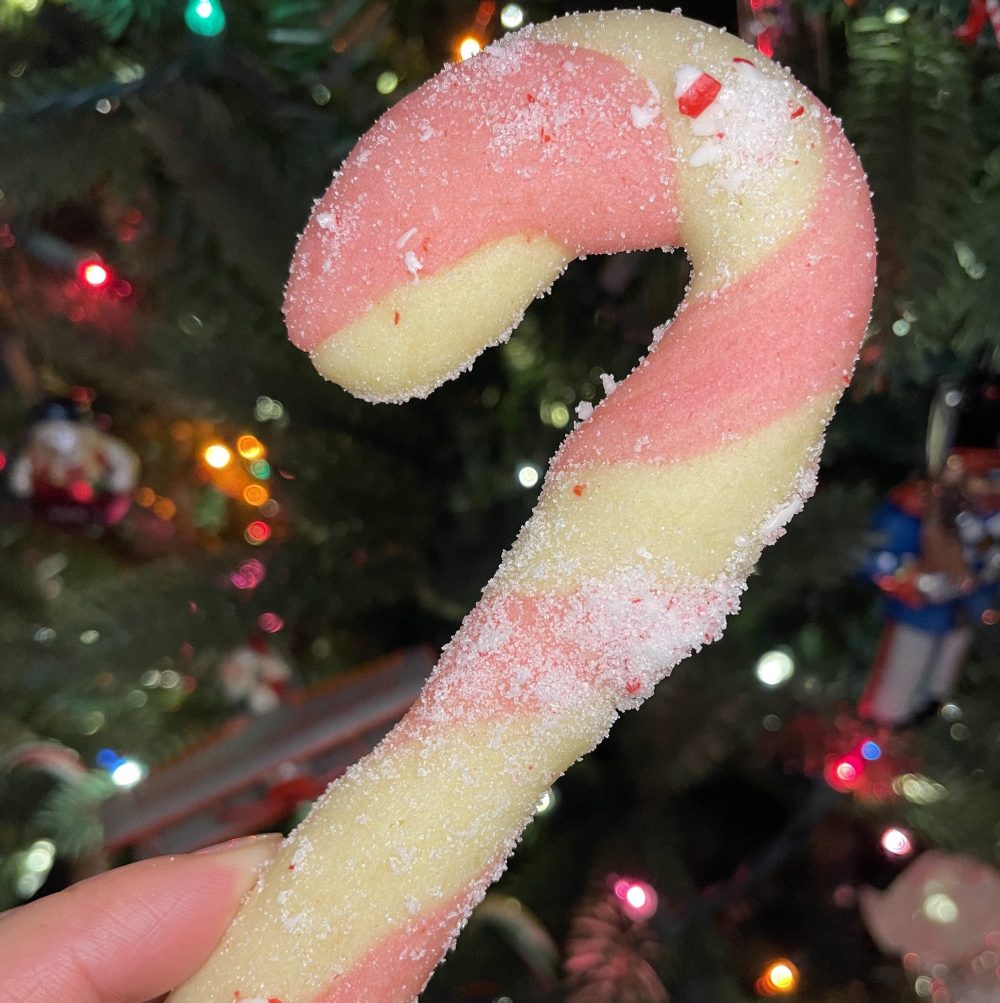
<box><xmin>396</xmin><ymin>227</ymin><xmax>418</xmax><ymax>249</ymax></box>
<box><xmin>675</xmin><ymin>67</ymin><xmax>721</xmax><ymax>118</ymax></box>
<box><xmin>575</xmin><ymin>401</ymin><xmax>594</xmax><ymax>421</ymax></box>
<box><xmin>630</xmin><ymin>102</ymin><xmax>659</xmax><ymax>128</ymax></box>
<box><xmin>404</xmin><ymin>250</ymin><xmax>423</xmax><ymax>280</ymax></box>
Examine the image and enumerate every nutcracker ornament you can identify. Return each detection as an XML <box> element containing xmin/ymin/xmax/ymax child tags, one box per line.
<box><xmin>860</xmin><ymin>378</ymin><xmax>1000</xmax><ymax>727</ymax></box>
<box><xmin>7</xmin><ymin>396</ymin><xmax>140</xmax><ymax>529</ymax></box>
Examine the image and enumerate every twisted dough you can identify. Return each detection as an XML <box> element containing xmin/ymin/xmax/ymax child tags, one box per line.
<box><xmin>170</xmin><ymin>10</ymin><xmax>875</xmax><ymax>1003</ymax></box>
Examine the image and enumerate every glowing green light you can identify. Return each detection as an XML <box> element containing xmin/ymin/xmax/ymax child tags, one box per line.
<box><xmin>185</xmin><ymin>0</ymin><xmax>226</xmax><ymax>37</ymax></box>
<box><xmin>250</xmin><ymin>459</ymin><xmax>271</xmax><ymax>480</ymax></box>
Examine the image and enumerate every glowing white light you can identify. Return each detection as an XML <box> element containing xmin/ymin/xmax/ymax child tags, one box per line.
<box><xmin>884</xmin><ymin>5</ymin><xmax>909</xmax><ymax>22</ymax></box>
<box><xmin>23</xmin><ymin>840</ymin><xmax>55</xmax><ymax>874</ymax></box>
<box><xmin>458</xmin><ymin>37</ymin><xmax>482</xmax><ymax>60</ymax></box>
<box><xmin>536</xmin><ymin>787</ymin><xmax>557</xmax><ymax>814</ymax></box>
<box><xmin>923</xmin><ymin>892</ymin><xmax>959</xmax><ymax>924</ymax></box>
<box><xmin>111</xmin><ymin>758</ymin><xmax>146</xmax><ymax>788</ymax></box>
<box><xmin>880</xmin><ymin>827</ymin><xmax>913</xmax><ymax>857</ymax></box>
<box><xmin>755</xmin><ymin>648</ymin><xmax>795</xmax><ymax>687</ymax></box>
<box><xmin>376</xmin><ymin>71</ymin><xmax>399</xmax><ymax>95</ymax></box>
<box><xmin>500</xmin><ymin>4</ymin><xmax>525</xmax><ymax>29</ymax></box>
<box><xmin>516</xmin><ymin>462</ymin><xmax>541</xmax><ymax>489</ymax></box>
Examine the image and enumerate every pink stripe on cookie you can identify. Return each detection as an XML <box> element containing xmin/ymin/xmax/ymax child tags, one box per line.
<box><xmin>285</xmin><ymin>38</ymin><xmax>680</xmax><ymax>352</ymax></box>
<box><xmin>552</xmin><ymin>110</ymin><xmax>876</xmax><ymax>473</ymax></box>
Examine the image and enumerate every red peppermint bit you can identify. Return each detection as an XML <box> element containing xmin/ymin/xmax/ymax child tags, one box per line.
<box><xmin>631</xmin><ymin>598</ymin><xmax>642</xmax><ymax>605</ymax></box>
<box><xmin>287</xmin><ymin>863</ymin><xmax>295</xmax><ymax>871</ymax></box>
<box><xmin>526</xmin><ymin>93</ymin><xmax>535</xmax><ymax>103</ymax></box>
<box><xmin>539</xmin><ymin>127</ymin><xmax>552</xmax><ymax>143</ymax></box>
<box><xmin>393</xmin><ymin>310</ymin><xmax>400</xmax><ymax>325</ymax></box>
<box><xmin>625</xmin><ymin>679</ymin><xmax>642</xmax><ymax>695</ymax></box>
<box><xmin>268</xmin><ymin>998</ymin><xmax>284</xmax><ymax>1002</ymax></box>
<box><xmin>790</xmin><ymin>104</ymin><xmax>805</xmax><ymax>119</ymax></box>
<box><xmin>572</xmin><ymin>483</ymin><xmax>585</xmax><ymax>497</ymax></box>
<box><xmin>677</xmin><ymin>72</ymin><xmax>722</xmax><ymax>118</ymax></box>
<box><xmin>420</xmin><ymin>236</ymin><xmax>431</xmax><ymax>253</ymax></box>
<box><xmin>732</xmin><ymin>56</ymin><xmax>755</xmax><ymax>65</ymax></box>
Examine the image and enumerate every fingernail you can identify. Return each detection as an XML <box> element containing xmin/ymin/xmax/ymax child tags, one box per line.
<box><xmin>195</xmin><ymin>832</ymin><xmax>283</xmax><ymax>867</ymax></box>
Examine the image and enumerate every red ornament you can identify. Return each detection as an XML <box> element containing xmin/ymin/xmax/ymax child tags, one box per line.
<box><xmin>955</xmin><ymin>0</ymin><xmax>1000</xmax><ymax>45</ymax></box>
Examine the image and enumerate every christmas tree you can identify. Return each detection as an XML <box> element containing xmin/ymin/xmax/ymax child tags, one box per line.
<box><xmin>1</xmin><ymin>1</ymin><xmax>999</xmax><ymax>1000</ymax></box>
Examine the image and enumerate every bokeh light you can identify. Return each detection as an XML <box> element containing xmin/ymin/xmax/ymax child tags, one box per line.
<box><xmin>755</xmin><ymin>649</ymin><xmax>795</xmax><ymax>687</ymax></box>
<box><xmin>78</xmin><ymin>259</ymin><xmax>110</xmax><ymax>288</ymax></box>
<box><xmin>516</xmin><ymin>462</ymin><xmax>541</xmax><ymax>488</ymax></box>
<box><xmin>236</xmin><ymin>434</ymin><xmax>264</xmax><ymax>460</ymax></box>
<box><xmin>245</xmin><ymin>520</ymin><xmax>272</xmax><ymax>545</ymax></box>
<box><xmin>756</xmin><ymin>958</ymin><xmax>800</xmax><ymax>996</ymax></box>
<box><xmin>880</xmin><ymin>826</ymin><xmax>914</xmax><ymax>858</ymax></box>
<box><xmin>500</xmin><ymin>3</ymin><xmax>525</xmax><ymax>28</ymax></box>
<box><xmin>203</xmin><ymin>443</ymin><xmax>232</xmax><ymax>469</ymax></box>
<box><xmin>457</xmin><ymin>36</ymin><xmax>483</xmax><ymax>60</ymax></box>
<box><xmin>613</xmin><ymin>877</ymin><xmax>658</xmax><ymax>921</ymax></box>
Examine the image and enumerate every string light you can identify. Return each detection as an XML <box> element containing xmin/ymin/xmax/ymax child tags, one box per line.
<box><xmin>500</xmin><ymin>3</ymin><xmax>525</xmax><ymax>29</ymax></box>
<box><xmin>243</xmin><ymin>484</ymin><xmax>269</xmax><ymax>506</ymax></box>
<box><xmin>202</xmin><ymin>443</ymin><xmax>233</xmax><ymax>469</ymax></box>
<box><xmin>612</xmin><ymin>878</ymin><xmax>658</xmax><ymax>921</ymax></box>
<box><xmin>456</xmin><ymin>35</ymin><xmax>483</xmax><ymax>60</ymax></box>
<box><xmin>880</xmin><ymin>826</ymin><xmax>914</xmax><ymax>858</ymax></box>
<box><xmin>245</xmin><ymin>520</ymin><xmax>272</xmax><ymax>545</ymax></box>
<box><xmin>754</xmin><ymin>648</ymin><xmax>795</xmax><ymax>686</ymax></box>
<box><xmin>236</xmin><ymin>434</ymin><xmax>264</xmax><ymax>460</ymax></box>
<box><xmin>184</xmin><ymin>0</ymin><xmax>226</xmax><ymax>36</ymax></box>
<box><xmin>756</xmin><ymin>959</ymin><xmax>800</xmax><ymax>996</ymax></box>
<box><xmin>824</xmin><ymin>752</ymin><xmax>864</xmax><ymax>793</ymax></box>
<box><xmin>77</xmin><ymin>258</ymin><xmax>111</xmax><ymax>288</ymax></box>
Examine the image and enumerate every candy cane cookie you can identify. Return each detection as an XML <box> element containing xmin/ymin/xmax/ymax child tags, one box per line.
<box><xmin>169</xmin><ymin>9</ymin><xmax>875</xmax><ymax>1003</ymax></box>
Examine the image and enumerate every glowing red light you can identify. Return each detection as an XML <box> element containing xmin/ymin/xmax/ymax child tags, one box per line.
<box><xmin>78</xmin><ymin>259</ymin><xmax>111</xmax><ymax>288</ymax></box>
<box><xmin>613</xmin><ymin>878</ymin><xmax>658</xmax><ymax>921</ymax></box>
<box><xmin>824</xmin><ymin>753</ymin><xmax>864</xmax><ymax>793</ymax></box>
<box><xmin>257</xmin><ymin>611</ymin><xmax>284</xmax><ymax>633</ymax></box>
<box><xmin>245</xmin><ymin>520</ymin><xmax>272</xmax><ymax>544</ymax></box>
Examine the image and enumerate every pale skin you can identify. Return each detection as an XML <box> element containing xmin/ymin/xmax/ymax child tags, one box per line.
<box><xmin>0</xmin><ymin>834</ymin><xmax>280</xmax><ymax>1003</ymax></box>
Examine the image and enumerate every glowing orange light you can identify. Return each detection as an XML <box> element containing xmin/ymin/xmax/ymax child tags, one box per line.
<box><xmin>756</xmin><ymin>959</ymin><xmax>800</xmax><ymax>996</ymax></box>
<box><xmin>243</xmin><ymin>484</ymin><xmax>269</xmax><ymax>506</ymax></box>
<box><xmin>456</xmin><ymin>35</ymin><xmax>483</xmax><ymax>60</ymax></box>
<box><xmin>236</xmin><ymin>434</ymin><xmax>265</xmax><ymax>460</ymax></box>
<box><xmin>78</xmin><ymin>259</ymin><xmax>111</xmax><ymax>288</ymax></box>
<box><xmin>135</xmin><ymin>487</ymin><xmax>156</xmax><ymax>507</ymax></box>
<box><xmin>203</xmin><ymin>443</ymin><xmax>233</xmax><ymax>469</ymax></box>
<box><xmin>245</xmin><ymin>520</ymin><xmax>272</xmax><ymax>545</ymax></box>
<box><xmin>153</xmin><ymin>497</ymin><xmax>177</xmax><ymax>520</ymax></box>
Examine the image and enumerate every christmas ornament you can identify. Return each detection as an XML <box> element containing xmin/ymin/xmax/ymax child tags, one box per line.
<box><xmin>860</xmin><ymin>379</ymin><xmax>1000</xmax><ymax>727</ymax></box>
<box><xmin>101</xmin><ymin>648</ymin><xmax>433</xmax><ymax>857</ymax></box>
<box><xmin>563</xmin><ymin>880</ymin><xmax>669</xmax><ymax>1003</ymax></box>
<box><xmin>218</xmin><ymin>636</ymin><xmax>293</xmax><ymax>715</ymax></box>
<box><xmin>861</xmin><ymin>850</ymin><xmax>1000</xmax><ymax>1001</ymax></box>
<box><xmin>955</xmin><ymin>0</ymin><xmax>1000</xmax><ymax>47</ymax></box>
<box><xmin>7</xmin><ymin>397</ymin><xmax>140</xmax><ymax>529</ymax></box>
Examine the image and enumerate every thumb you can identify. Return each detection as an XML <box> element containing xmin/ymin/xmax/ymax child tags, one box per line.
<box><xmin>0</xmin><ymin>833</ymin><xmax>282</xmax><ymax>1003</ymax></box>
